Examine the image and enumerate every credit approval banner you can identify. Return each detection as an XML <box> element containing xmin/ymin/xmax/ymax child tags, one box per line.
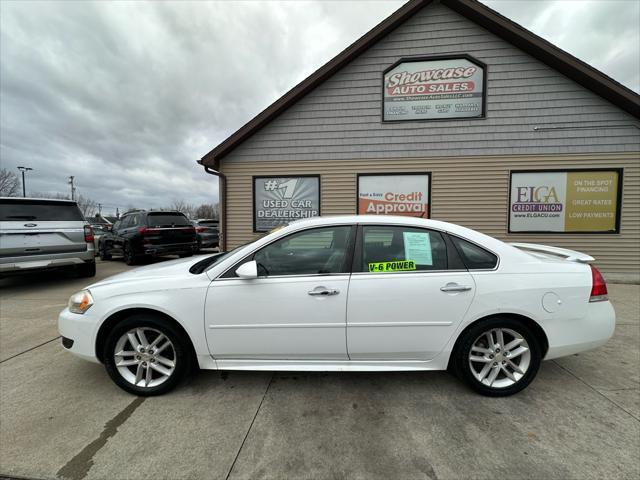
<box><xmin>509</xmin><ymin>170</ymin><xmax>621</xmax><ymax>233</ymax></box>
<box><xmin>358</xmin><ymin>174</ymin><xmax>430</xmax><ymax>218</ymax></box>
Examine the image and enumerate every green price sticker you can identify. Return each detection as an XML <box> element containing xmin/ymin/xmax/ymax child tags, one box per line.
<box><xmin>368</xmin><ymin>260</ymin><xmax>416</xmax><ymax>272</ymax></box>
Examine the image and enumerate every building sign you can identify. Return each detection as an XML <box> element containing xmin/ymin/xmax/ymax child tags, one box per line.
<box><xmin>358</xmin><ymin>174</ymin><xmax>430</xmax><ymax>218</ymax></box>
<box><xmin>383</xmin><ymin>56</ymin><xmax>485</xmax><ymax>121</ymax></box>
<box><xmin>509</xmin><ymin>170</ymin><xmax>622</xmax><ymax>233</ymax></box>
<box><xmin>253</xmin><ymin>176</ymin><xmax>320</xmax><ymax>232</ymax></box>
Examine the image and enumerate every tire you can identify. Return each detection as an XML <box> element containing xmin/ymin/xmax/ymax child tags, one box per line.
<box><xmin>123</xmin><ymin>243</ymin><xmax>138</xmax><ymax>265</ymax></box>
<box><xmin>99</xmin><ymin>243</ymin><xmax>112</xmax><ymax>261</ymax></box>
<box><xmin>103</xmin><ymin>314</ymin><xmax>193</xmax><ymax>396</ymax></box>
<box><xmin>77</xmin><ymin>261</ymin><xmax>96</xmax><ymax>278</ymax></box>
<box><xmin>452</xmin><ymin>317</ymin><xmax>542</xmax><ymax>397</ymax></box>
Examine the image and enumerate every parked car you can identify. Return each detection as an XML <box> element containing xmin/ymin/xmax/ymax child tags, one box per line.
<box><xmin>192</xmin><ymin>219</ymin><xmax>219</xmax><ymax>251</ymax></box>
<box><xmin>0</xmin><ymin>197</ymin><xmax>96</xmax><ymax>277</ymax></box>
<box><xmin>59</xmin><ymin>215</ymin><xmax>614</xmax><ymax>396</ymax></box>
<box><xmin>98</xmin><ymin>210</ymin><xmax>197</xmax><ymax>265</ymax></box>
<box><xmin>90</xmin><ymin>224</ymin><xmax>111</xmax><ymax>255</ymax></box>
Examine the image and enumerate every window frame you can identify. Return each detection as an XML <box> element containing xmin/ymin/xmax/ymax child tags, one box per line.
<box><xmin>351</xmin><ymin>224</ymin><xmax>466</xmax><ymax>275</ymax></box>
<box><xmin>218</xmin><ymin>224</ymin><xmax>357</xmax><ymax>280</ymax></box>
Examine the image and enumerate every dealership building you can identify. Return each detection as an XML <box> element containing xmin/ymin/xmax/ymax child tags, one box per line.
<box><xmin>199</xmin><ymin>0</ymin><xmax>640</xmax><ymax>281</ymax></box>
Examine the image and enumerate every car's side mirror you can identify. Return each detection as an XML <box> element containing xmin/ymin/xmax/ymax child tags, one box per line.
<box><xmin>235</xmin><ymin>260</ymin><xmax>258</xmax><ymax>279</ymax></box>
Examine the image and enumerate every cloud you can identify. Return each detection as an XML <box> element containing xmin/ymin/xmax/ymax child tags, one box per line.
<box><xmin>1</xmin><ymin>0</ymin><xmax>637</xmax><ymax>216</ymax></box>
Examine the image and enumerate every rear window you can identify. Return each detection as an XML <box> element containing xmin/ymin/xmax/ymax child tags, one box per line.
<box><xmin>146</xmin><ymin>213</ymin><xmax>191</xmax><ymax>227</ymax></box>
<box><xmin>0</xmin><ymin>199</ymin><xmax>84</xmax><ymax>221</ymax></box>
<box><xmin>199</xmin><ymin>221</ymin><xmax>219</xmax><ymax>227</ymax></box>
<box><xmin>451</xmin><ymin>236</ymin><xmax>498</xmax><ymax>270</ymax></box>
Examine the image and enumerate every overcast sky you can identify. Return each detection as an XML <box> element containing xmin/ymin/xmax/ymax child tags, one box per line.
<box><xmin>1</xmin><ymin>0</ymin><xmax>638</xmax><ymax>215</ymax></box>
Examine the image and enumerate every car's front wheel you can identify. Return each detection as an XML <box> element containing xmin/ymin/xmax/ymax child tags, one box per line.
<box><xmin>453</xmin><ymin>317</ymin><xmax>542</xmax><ymax>397</ymax></box>
<box><xmin>103</xmin><ymin>315</ymin><xmax>192</xmax><ymax>396</ymax></box>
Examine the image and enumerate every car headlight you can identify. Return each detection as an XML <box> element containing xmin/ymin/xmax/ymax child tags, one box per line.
<box><xmin>68</xmin><ymin>290</ymin><xmax>94</xmax><ymax>314</ymax></box>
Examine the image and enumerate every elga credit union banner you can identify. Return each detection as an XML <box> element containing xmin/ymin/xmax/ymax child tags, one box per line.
<box><xmin>358</xmin><ymin>174</ymin><xmax>430</xmax><ymax>218</ymax></box>
<box><xmin>383</xmin><ymin>57</ymin><xmax>485</xmax><ymax>121</ymax></box>
<box><xmin>254</xmin><ymin>176</ymin><xmax>320</xmax><ymax>231</ymax></box>
<box><xmin>509</xmin><ymin>171</ymin><xmax>621</xmax><ymax>233</ymax></box>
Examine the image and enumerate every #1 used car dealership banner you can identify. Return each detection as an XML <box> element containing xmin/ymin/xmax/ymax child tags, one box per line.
<box><xmin>509</xmin><ymin>170</ymin><xmax>621</xmax><ymax>233</ymax></box>
<box><xmin>358</xmin><ymin>174</ymin><xmax>430</xmax><ymax>218</ymax></box>
<box><xmin>383</xmin><ymin>56</ymin><xmax>485</xmax><ymax>121</ymax></box>
<box><xmin>254</xmin><ymin>176</ymin><xmax>320</xmax><ymax>232</ymax></box>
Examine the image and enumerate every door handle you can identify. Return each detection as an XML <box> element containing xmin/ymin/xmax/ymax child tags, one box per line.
<box><xmin>440</xmin><ymin>283</ymin><xmax>472</xmax><ymax>293</ymax></box>
<box><xmin>308</xmin><ymin>287</ymin><xmax>340</xmax><ymax>296</ymax></box>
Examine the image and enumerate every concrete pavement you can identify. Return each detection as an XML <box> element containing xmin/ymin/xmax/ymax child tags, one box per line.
<box><xmin>1</xmin><ymin>260</ymin><xmax>638</xmax><ymax>480</ymax></box>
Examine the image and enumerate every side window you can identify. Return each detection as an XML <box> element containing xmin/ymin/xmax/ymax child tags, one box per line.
<box><xmin>361</xmin><ymin>226</ymin><xmax>447</xmax><ymax>273</ymax></box>
<box><xmin>119</xmin><ymin>216</ymin><xmax>132</xmax><ymax>228</ymax></box>
<box><xmin>112</xmin><ymin>220</ymin><xmax>121</xmax><ymax>231</ymax></box>
<box><xmin>253</xmin><ymin>226</ymin><xmax>352</xmax><ymax>277</ymax></box>
<box><xmin>451</xmin><ymin>236</ymin><xmax>498</xmax><ymax>270</ymax></box>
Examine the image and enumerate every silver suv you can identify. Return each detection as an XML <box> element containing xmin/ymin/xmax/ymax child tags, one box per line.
<box><xmin>0</xmin><ymin>197</ymin><xmax>96</xmax><ymax>277</ymax></box>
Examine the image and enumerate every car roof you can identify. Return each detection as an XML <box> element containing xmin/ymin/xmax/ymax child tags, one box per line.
<box><xmin>0</xmin><ymin>196</ymin><xmax>77</xmax><ymax>204</ymax></box>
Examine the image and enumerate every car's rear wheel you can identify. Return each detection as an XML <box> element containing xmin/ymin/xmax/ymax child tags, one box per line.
<box><xmin>99</xmin><ymin>243</ymin><xmax>112</xmax><ymax>261</ymax></box>
<box><xmin>123</xmin><ymin>243</ymin><xmax>138</xmax><ymax>265</ymax></box>
<box><xmin>103</xmin><ymin>315</ymin><xmax>192</xmax><ymax>396</ymax></box>
<box><xmin>77</xmin><ymin>261</ymin><xmax>96</xmax><ymax>278</ymax></box>
<box><xmin>453</xmin><ymin>317</ymin><xmax>541</xmax><ymax>397</ymax></box>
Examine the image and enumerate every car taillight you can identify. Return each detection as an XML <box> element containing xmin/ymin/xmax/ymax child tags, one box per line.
<box><xmin>589</xmin><ymin>265</ymin><xmax>608</xmax><ymax>302</ymax></box>
<box><xmin>196</xmin><ymin>227</ymin><xmax>206</xmax><ymax>233</ymax></box>
<box><xmin>84</xmin><ymin>225</ymin><xmax>94</xmax><ymax>243</ymax></box>
<box><xmin>138</xmin><ymin>227</ymin><xmax>160</xmax><ymax>235</ymax></box>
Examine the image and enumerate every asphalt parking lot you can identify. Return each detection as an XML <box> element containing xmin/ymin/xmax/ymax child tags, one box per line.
<box><xmin>1</xmin><ymin>259</ymin><xmax>638</xmax><ymax>480</ymax></box>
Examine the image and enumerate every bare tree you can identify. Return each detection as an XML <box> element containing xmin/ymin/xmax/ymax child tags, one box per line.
<box><xmin>0</xmin><ymin>168</ymin><xmax>21</xmax><ymax>197</ymax></box>
<box><xmin>194</xmin><ymin>203</ymin><xmax>219</xmax><ymax>219</ymax></box>
<box><xmin>76</xmin><ymin>194</ymin><xmax>98</xmax><ymax>218</ymax></box>
<box><xmin>170</xmin><ymin>200</ymin><xmax>196</xmax><ymax>218</ymax></box>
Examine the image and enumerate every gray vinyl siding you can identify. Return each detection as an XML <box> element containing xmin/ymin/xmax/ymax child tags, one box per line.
<box><xmin>222</xmin><ymin>0</ymin><xmax>640</xmax><ymax>163</ymax></box>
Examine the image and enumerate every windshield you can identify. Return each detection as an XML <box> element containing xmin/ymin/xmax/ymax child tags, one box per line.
<box><xmin>0</xmin><ymin>199</ymin><xmax>84</xmax><ymax>221</ymax></box>
<box><xmin>146</xmin><ymin>213</ymin><xmax>191</xmax><ymax>227</ymax></box>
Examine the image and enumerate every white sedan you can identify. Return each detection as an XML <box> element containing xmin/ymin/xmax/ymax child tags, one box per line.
<box><xmin>59</xmin><ymin>215</ymin><xmax>615</xmax><ymax>397</ymax></box>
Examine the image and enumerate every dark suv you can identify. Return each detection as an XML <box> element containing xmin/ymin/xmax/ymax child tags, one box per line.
<box><xmin>98</xmin><ymin>210</ymin><xmax>197</xmax><ymax>265</ymax></box>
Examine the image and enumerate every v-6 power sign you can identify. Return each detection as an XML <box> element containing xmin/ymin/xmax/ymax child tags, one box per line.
<box><xmin>383</xmin><ymin>56</ymin><xmax>485</xmax><ymax>121</ymax></box>
<box><xmin>253</xmin><ymin>176</ymin><xmax>320</xmax><ymax>232</ymax></box>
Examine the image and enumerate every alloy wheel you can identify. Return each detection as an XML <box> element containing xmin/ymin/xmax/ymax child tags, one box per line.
<box><xmin>113</xmin><ymin>327</ymin><xmax>176</xmax><ymax>388</ymax></box>
<box><xmin>468</xmin><ymin>327</ymin><xmax>531</xmax><ymax>388</ymax></box>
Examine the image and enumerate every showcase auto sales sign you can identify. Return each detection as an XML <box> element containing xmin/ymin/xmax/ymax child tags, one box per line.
<box><xmin>383</xmin><ymin>57</ymin><xmax>485</xmax><ymax>121</ymax></box>
<box><xmin>358</xmin><ymin>174</ymin><xmax>430</xmax><ymax>218</ymax></box>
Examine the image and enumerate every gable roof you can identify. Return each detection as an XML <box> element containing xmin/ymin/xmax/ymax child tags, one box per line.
<box><xmin>200</xmin><ymin>0</ymin><xmax>640</xmax><ymax>168</ymax></box>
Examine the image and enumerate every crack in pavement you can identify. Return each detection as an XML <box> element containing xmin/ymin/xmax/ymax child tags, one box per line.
<box><xmin>56</xmin><ymin>397</ymin><xmax>146</xmax><ymax>480</ymax></box>
<box><xmin>0</xmin><ymin>337</ymin><xmax>61</xmax><ymax>364</ymax></box>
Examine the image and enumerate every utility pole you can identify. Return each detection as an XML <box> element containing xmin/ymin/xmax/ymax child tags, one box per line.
<box><xmin>68</xmin><ymin>176</ymin><xmax>76</xmax><ymax>200</ymax></box>
<box><xmin>17</xmin><ymin>166</ymin><xmax>33</xmax><ymax>197</ymax></box>
<box><xmin>98</xmin><ymin>203</ymin><xmax>102</xmax><ymax>215</ymax></box>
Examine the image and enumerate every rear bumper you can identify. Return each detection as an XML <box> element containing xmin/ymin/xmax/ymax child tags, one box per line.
<box><xmin>58</xmin><ymin>307</ymin><xmax>100</xmax><ymax>364</ymax></box>
<box><xmin>143</xmin><ymin>242</ymin><xmax>197</xmax><ymax>256</ymax></box>
<box><xmin>545</xmin><ymin>300</ymin><xmax>616</xmax><ymax>360</ymax></box>
<box><xmin>0</xmin><ymin>247</ymin><xmax>95</xmax><ymax>274</ymax></box>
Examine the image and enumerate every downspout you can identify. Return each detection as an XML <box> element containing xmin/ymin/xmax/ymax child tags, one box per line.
<box><xmin>200</xmin><ymin>163</ymin><xmax>227</xmax><ymax>252</ymax></box>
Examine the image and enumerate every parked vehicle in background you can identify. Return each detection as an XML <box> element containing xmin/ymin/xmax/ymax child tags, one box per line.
<box><xmin>59</xmin><ymin>215</ymin><xmax>615</xmax><ymax>396</ymax></box>
<box><xmin>90</xmin><ymin>224</ymin><xmax>111</xmax><ymax>255</ymax></box>
<box><xmin>0</xmin><ymin>197</ymin><xmax>96</xmax><ymax>277</ymax></box>
<box><xmin>98</xmin><ymin>210</ymin><xmax>197</xmax><ymax>265</ymax></box>
<box><xmin>192</xmin><ymin>219</ymin><xmax>219</xmax><ymax>251</ymax></box>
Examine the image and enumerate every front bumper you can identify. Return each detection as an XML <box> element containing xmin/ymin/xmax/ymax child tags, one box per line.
<box><xmin>545</xmin><ymin>300</ymin><xmax>616</xmax><ymax>360</ymax></box>
<box><xmin>58</xmin><ymin>307</ymin><xmax>101</xmax><ymax>363</ymax></box>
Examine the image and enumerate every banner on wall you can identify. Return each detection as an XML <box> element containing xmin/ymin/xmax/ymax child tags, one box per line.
<box><xmin>509</xmin><ymin>170</ymin><xmax>622</xmax><ymax>233</ymax></box>
<box><xmin>358</xmin><ymin>174</ymin><xmax>430</xmax><ymax>218</ymax></box>
<box><xmin>383</xmin><ymin>56</ymin><xmax>485</xmax><ymax>121</ymax></box>
<box><xmin>253</xmin><ymin>176</ymin><xmax>320</xmax><ymax>232</ymax></box>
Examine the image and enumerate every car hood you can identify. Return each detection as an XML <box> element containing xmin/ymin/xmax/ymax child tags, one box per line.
<box><xmin>87</xmin><ymin>256</ymin><xmax>205</xmax><ymax>289</ymax></box>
